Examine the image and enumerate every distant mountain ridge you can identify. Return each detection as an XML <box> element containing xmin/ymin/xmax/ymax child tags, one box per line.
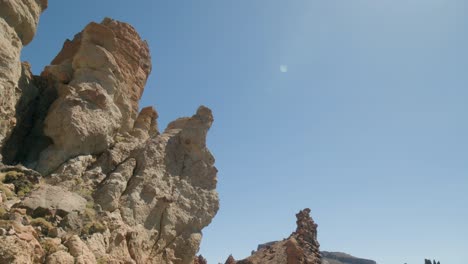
<box><xmin>321</xmin><ymin>251</ymin><xmax>377</xmax><ymax>264</ymax></box>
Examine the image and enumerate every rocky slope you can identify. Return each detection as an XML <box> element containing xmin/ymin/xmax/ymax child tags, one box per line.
<box><xmin>225</xmin><ymin>208</ymin><xmax>322</xmax><ymax>264</ymax></box>
<box><xmin>0</xmin><ymin>1</ymin><xmax>219</xmax><ymax>263</ymax></box>
<box><xmin>223</xmin><ymin>209</ymin><xmax>377</xmax><ymax>264</ymax></box>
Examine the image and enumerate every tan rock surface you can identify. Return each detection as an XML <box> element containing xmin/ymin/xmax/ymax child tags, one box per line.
<box><xmin>36</xmin><ymin>17</ymin><xmax>151</xmax><ymax>175</ymax></box>
<box><xmin>65</xmin><ymin>235</ymin><xmax>97</xmax><ymax>264</ymax></box>
<box><xmin>20</xmin><ymin>184</ymin><xmax>87</xmax><ymax>216</ymax></box>
<box><xmin>0</xmin><ymin>3</ymin><xmax>219</xmax><ymax>264</ymax></box>
<box><xmin>0</xmin><ymin>221</ymin><xmax>45</xmax><ymax>264</ymax></box>
<box><xmin>0</xmin><ymin>0</ymin><xmax>47</xmax><ymax>160</ymax></box>
<box><xmin>45</xmin><ymin>251</ymin><xmax>75</xmax><ymax>264</ymax></box>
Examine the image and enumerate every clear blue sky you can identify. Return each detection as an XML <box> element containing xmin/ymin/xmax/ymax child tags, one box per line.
<box><xmin>22</xmin><ymin>1</ymin><xmax>468</xmax><ymax>263</ymax></box>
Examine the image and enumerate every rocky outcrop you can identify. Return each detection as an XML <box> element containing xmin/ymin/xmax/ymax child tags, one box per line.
<box><xmin>0</xmin><ymin>2</ymin><xmax>219</xmax><ymax>264</ymax></box>
<box><xmin>224</xmin><ymin>210</ymin><xmax>377</xmax><ymax>264</ymax></box>
<box><xmin>321</xmin><ymin>252</ymin><xmax>376</xmax><ymax>264</ymax></box>
<box><xmin>20</xmin><ymin>185</ymin><xmax>87</xmax><ymax>217</ymax></box>
<box><xmin>35</xmin><ymin>17</ymin><xmax>152</xmax><ymax>175</ymax></box>
<box><xmin>0</xmin><ymin>0</ymin><xmax>47</xmax><ymax>161</ymax></box>
<box><xmin>227</xmin><ymin>209</ymin><xmax>321</xmax><ymax>264</ymax></box>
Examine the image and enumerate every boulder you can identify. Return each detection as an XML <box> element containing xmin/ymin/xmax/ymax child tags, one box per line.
<box><xmin>20</xmin><ymin>185</ymin><xmax>87</xmax><ymax>217</ymax></box>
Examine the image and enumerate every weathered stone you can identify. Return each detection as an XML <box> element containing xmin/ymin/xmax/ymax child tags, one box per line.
<box><xmin>94</xmin><ymin>158</ymin><xmax>136</xmax><ymax>212</ymax></box>
<box><xmin>0</xmin><ymin>235</ymin><xmax>42</xmax><ymax>263</ymax></box>
<box><xmin>20</xmin><ymin>185</ymin><xmax>87</xmax><ymax>217</ymax></box>
<box><xmin>0</xmin><ymin>3</ymin><xmax>219</xmax><ymax>264</ymax></box>
<box><xmin>0</xmin><ymin>221</ymin><xmax>44</xmax><ymax>264</ymax></box>
<box><xmin>131</xmin><ymin>106</ymin><xmax>159</xmax><ymax>139</ymax></box>
<box><xmin>48</xmin><ymin>227</ymin><xmax>66</xmax><ymax>238</ymax></box>
<box><xmin>0</xmin><ymin>0</ymin><xmax>47</xmax><ymax>161</ymax></box>
<box><xmin>46</xmin><ymin>251</ymin><xmax>75</xmax><ymax>264</ymax></box>
<box><xmin>36</xmin><ymin>17</ymin><xmax>151</xmax><ymax>175</ymax></box>
<box><xmin>115</xmin><ymin>106</ymin><xmax>219</xmax><ymax>263</ymax></box>
<box><xmin>233</xmin><ymin>209</ymin><xmax>321</xmax><ymax>264</ymax></box>
<box><xmin>0</xmin><ymin>0</ymin><xmax>47</xmax><ymax>45</ymax></box>
<box><xmin>65</xmin><ymin>235</ymin><xmax>97</xmax><ymax>264</ymax></box>
<box><xmin>60</xmin><ymin>211</ymin><xmax>83</xmax><ymax>230</ymax></box>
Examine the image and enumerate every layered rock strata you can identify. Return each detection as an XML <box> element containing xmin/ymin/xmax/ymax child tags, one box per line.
<box><xmin>0</xmin><ymin>2</ymin><xmax>219</xmax><ymax>263</ymax></box>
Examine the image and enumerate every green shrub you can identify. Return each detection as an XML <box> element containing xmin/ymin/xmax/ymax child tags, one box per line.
<box><xmin>83</xmin><ymin>221</ymin><xmax>106</xmax><ymax>235</ymax></box>
<box><xmin>30</xmin><ymin>217</ymin><xmax>54</xmax><ymax>233</ymax></box>
<box><xmin>2</xmin><ymin>171</ymin><xmax>33</xmax><ymax>196</ymax></box>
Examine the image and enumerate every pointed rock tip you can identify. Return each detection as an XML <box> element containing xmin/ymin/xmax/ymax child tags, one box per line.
<box><xmin>225</xmin><ymin>254</ymin><xmax>236</xmax><ymax>264</ymax></box>
<box><xmin>196</xmin><ymin>105</ymin><xmax>213</xmax><ymax>124</ymax></box>
<box><xmin>296</xmin><ymin>208</ymin><xmax>312</xmax><ymax>220</ymax></box>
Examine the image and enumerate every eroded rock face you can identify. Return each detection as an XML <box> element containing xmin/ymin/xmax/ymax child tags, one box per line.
<box><xmin>36</xmin><ymin>18</ymin><xmax>152</xmax><ymax>175</ymax></box>
<box><xmin>20</xmin><ymin>185</ymin><xmax>87</xmax><ymax>217</ymax></box>
<box><xmin>0</xmin><ymin>3</ymin><xmax>219</xmax><ymax>264</ymax></box>
<box><xmin>0</xmin><ymin>0</ymin><xmax>47</xmax><ymax>160</ymax></box>
<box><xmin>228</xmin><ymin>209</ymin><xmax>322</xmax><ymax>264</ymax></box>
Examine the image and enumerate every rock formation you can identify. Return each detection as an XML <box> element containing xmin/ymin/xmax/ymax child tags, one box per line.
<box><xmin>224</xmin><ymin>209</ymin><xmax>378</xmax><ymax>264</ymax></box>
<box><xmin>226</xmin><ymin>208</ymin><xmax>322</xmax><ymax>264</ymax></box>
<box><xmin>0</xmin><ymin>1</ymin><xmax>219</xmax><ymax>263</ymax></box>
<box><xmin>0</xmin><ymin>0</ymin><xmax>47</xmax><ymax>161</ymax></box>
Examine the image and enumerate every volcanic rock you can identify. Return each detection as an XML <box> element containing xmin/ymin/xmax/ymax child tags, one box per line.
<box><xmin>36</xmin><ymin>17</ymin><xmax>152</xmax><ymax>175</ymax></box>
<box><xmin>0</xmin><ymin>0</ymin><xmax>47</xmax><ymax>161</ymax></box>
<box><xmin>20</xmin><ymin>185</ymin><xmax>87</xmax><ymax>217</ymax></box>
<box><xmin>230</xmin><ymin>208</ymin><xmax>322</xmax><ymax>264</ymax></box>
<box><xmin>0</xmin><ymin>3</ymin><xmax>219</xmax><ymax>264</ymax></box>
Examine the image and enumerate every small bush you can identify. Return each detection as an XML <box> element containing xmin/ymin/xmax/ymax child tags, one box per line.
<box><xmin>3</xmin><ymin>171</ymin><xmax>23</xmax><ymax>181</ymax></box>
<box><xmin>80</xmin><ymin>201</ymin><xmax>106</xmax><ymax>235</ymax></box>
<box><xmin>2</xmin><ymin>171</ymin><xmax>33</xmax><ymax>197</ymax></box>
<box><xmin>0</xmin><ymin>207</ymin><xmax>7</xmax><ymax>219</ymax></box>
<box><xmin>83</xmin><ymin>221</ymin><xmax>106</xmax><ymax>235</ymax></box>
<box><xmin>30</xmin><ymin>217</ymin><xmax>54</xmax><ymax>233</ymax></box>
